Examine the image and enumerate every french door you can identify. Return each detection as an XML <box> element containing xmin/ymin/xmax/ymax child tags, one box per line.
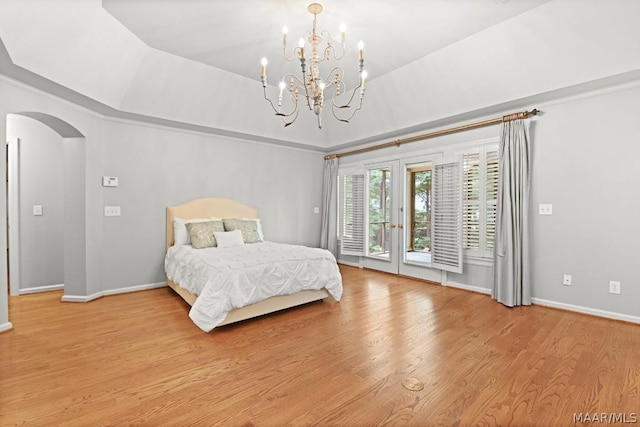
<box><xmin>358</xmin><ymin>155</ymin><xmax>462</xmax><ymax>281</ymax></box>
<box><xmin>362</xmin><ymin>161</ymin><xmax>399</xmax><ymax>274</ymax></box>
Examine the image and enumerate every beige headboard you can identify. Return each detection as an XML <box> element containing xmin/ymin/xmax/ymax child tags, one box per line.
<box><xmin>166</xmin><ymin>198</ymin><xmax>259</xmax><ymax>250</ymax></box>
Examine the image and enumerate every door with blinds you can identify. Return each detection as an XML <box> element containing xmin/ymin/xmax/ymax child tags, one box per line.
<box><xmin>397</xmin><ymin>155</ymin><xmax>463</xmax><ymax>280</ymax></box>
<box><xmin>339</xmin><ymin>170</ymin><xmax>366</xmax><ymax>257</ymax></box>
<box><xmin>339</xmin><ymin>155</ymin><xmax>463</xmax><ymax>280</ymax></box>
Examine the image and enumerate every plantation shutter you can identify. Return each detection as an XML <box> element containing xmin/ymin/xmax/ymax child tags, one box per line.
<box><xmin>432</xmin><ymin>157</ymin><xmax>463</xmax><ymax>273</ymax></box>
<box><xmin>462</xmin><ymin>152</ymin><xmax>481</xmax><ymax>252</ymax></box>
<box><xmin>340</xmin><ymin>171</ymin><xmax>365</xmax><ymax>256</ymax></box>
<box><xmin>485</xmin><ymin>149</ymin><xmax>499</xmax><ymax>252</ymax></box>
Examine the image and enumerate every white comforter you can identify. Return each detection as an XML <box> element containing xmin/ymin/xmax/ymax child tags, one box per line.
<box><xmin>165</xmin><ymin>242</ymin><xmax>343</xmax><ymax>331</ymax></box>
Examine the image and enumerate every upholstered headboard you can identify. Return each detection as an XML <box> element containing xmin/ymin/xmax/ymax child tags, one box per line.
<box><xmin>166</xmin><ymin>198</ymin><xmax>259</xmax><ymax>250</ymax></box>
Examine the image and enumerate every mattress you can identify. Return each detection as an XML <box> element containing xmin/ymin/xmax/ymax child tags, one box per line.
<box><xmin>165</xmin><ymin>241</ymin><xmax>343</xmax><ymax>331</ymax></box>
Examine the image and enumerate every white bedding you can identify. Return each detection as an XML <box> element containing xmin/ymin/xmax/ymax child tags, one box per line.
<box><xmin>165</xmin><ymin>241</ymin><xmax>343</xmax><ymax>331</ymax></box>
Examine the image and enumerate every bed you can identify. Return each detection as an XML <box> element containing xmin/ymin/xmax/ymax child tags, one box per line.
<box><xmin>165</xmin><ymin>197</ymin><xmax>342</xmax><ymax>331</ymax></box>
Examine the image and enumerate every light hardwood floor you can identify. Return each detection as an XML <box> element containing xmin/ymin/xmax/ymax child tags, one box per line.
<box><xmin>1</xmin><ymin>266</ymin><xmax>639</xmax><ymax>426</ymax></box>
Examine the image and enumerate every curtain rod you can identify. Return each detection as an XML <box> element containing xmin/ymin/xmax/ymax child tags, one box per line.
<box><xmin>324</xmin><ymin>108</ymin><xmax>539</xmax><ymax>160</ymax></box>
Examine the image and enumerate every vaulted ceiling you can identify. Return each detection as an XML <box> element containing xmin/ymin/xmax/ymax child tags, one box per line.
<box><xmin>1</xmin><ymin>0</ymin><xmax>639</xmax><ymax>151</ymax></box>
<box><xmin>102</xmin><ymin>0</ymin><xmax>549</xmax><ymax>89</ymax></box>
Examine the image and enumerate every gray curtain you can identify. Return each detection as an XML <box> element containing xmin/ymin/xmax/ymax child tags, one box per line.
<box><xmin>492</xmin><ymin>119</ymin><xmax>531</xmax><ymax>307</ymax></box>
<box><xmin>320</xmin><ymin>157</ymin><xmax>338</xmax><ymax>256</ymax></box>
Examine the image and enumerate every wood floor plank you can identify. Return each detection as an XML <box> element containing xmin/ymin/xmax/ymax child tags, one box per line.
<box><xmin>1</xmin><ymin>265</ymin><xmax>639</xmax><ymax>426</ymax></box>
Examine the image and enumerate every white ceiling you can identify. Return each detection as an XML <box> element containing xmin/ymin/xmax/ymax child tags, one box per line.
<box><xmin>1</xmin><ymin>1</ymin><xmax>639</xmax><ymax>151</ymax></box>
<box><xmin>102</xmin><ymin>0</ymin><xmax>549</xmax><ymax>89</ymax></box>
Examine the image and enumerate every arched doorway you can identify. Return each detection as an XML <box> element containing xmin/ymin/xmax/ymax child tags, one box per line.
<box><xmin>6</xmin><ymin>112</ymin><xmax>85</xmax><ymax>298</ymax></box>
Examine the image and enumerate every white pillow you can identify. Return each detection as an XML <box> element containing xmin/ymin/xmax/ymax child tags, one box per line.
<box><xmin>213</xmin><ymin>230</ymin><xmax>245</xmax><ymax>248</ymax></box>
<box><xmin>173</xmin><ymin>217</ymin><xmax>212</xmax><ymax>246</ymax></box>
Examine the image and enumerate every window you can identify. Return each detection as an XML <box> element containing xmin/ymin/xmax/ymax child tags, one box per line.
<box><xmin>461</xmin><ymin>145</ymin><xmax>498</xmax><ymax>259</ymax></box>
<box><xmin>367</xmin><ymin>168</ymin><xmax>391</xmax><ymax>258</ymax></box>
<box><xmin>406</xmin><ymin>163</ymin><xmax>432</xmax><ymax>260</ymax></box>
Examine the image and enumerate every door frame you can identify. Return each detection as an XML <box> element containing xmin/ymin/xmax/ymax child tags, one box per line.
<box><xmin>6</xmin><ymin>136</ymin><xmax>20</xmax><ymax>296</ymax></box>
<box><xmin>397</xmin><ymin>154</ymin><xmax>443</xmax><ymax>282</ymax></box>
<box><xmin>362</xmin><ymin>160</ymin><xmax>400</xmax><ymax>274</ymax></box>
<box><xmin>338</xmin><ymin>149</ymin><xmax>454</xmax><ymax>283</ymax></box>
<box><xmin>361</xmin><ymin>155</ymin><xmax>444</xmax><ymax>283</ymax></box>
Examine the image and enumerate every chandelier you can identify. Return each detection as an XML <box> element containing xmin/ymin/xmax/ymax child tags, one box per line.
<box><xmin>260</xmin><ymin>3</ymin><xmax>367</xmax><ymax>129</ymax></box>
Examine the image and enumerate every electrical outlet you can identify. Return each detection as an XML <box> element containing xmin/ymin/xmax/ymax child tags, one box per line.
<box><xmin>609</xmin><ymin>281</ymin><xmax>621</xmax><ymax>295</ymax></box>
<box><xmin>104</xmin><ymin>206</ymin><xmax>121</xmax><ymax>217</ymax></box>
<box><xmin>563</xmin><ymin>274</ymin><xmax>572</xmax><ymax>286</ymax></box>
<box><xmin>539</xmin><ymin>204</ymin><xmax>553</xmax><ymax>215</ymax></box>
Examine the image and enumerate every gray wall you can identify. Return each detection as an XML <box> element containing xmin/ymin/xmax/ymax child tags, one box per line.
<box><xmin>0</xmin><ymin>77</ymin><xmax>324</xmax><ymax>311</ymax></box>
<box><xmin>1</xmin><ymin>71</ymin><xmax>638</xmax><ymax>330</ymax></box>
<box><xmin>99</xmin><ymin>120</ymin><xmax>324</xmax><ymax>289</ymax></box>
<box><xmin>7</xmin><ymin>114</ymin><xmax>64</xmax><ymax>289</ymax></box>
<box><xmin>529</xmin><ymin>84</ymin><xmax>640</xmax><ymax>317</ymax></box>
<box><xmin>338</xmin><ymin>82</ymin><xmax>640</xmax><ymax>320</ymax></box>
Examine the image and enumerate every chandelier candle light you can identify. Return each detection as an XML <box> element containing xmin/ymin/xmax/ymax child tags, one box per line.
<box><xmin>260</xmin><ymin>3</ymin><xmax>367</xmax><ymax>129</ymax></box>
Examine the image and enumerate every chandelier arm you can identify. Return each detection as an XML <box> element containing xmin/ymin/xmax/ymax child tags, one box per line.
<box><xmin>264</xmin><ymin>87</ymin><xmax>300</xmax><ymax>127</ymax></box>
<box><xmin>329</xmin><ymin>81</ymin><xmax>365</xmax><ymax>123</ymax></box>
<box><xmin>262</xmin><ymin>92</ymin><xmax>297</xmax><ymax>119</ymax></box>
<box><xmin>331</xmin><ymin>80</ymin><xmax>362</xmax><ymax>109</ymax></box>
<box><xmin>318</xmin><ymin>30</ymin><xmax>348</xmax><ymax>61</ymax></box>
<box><xmin>296</xmin><ymin>58</ymin><xmax>314</xmax><ymax>111</ymax></box>
<box><xmin>279</xmin><ymin>46</ymin><xmax>306</xmax><ymax>62</ymax></box>
<box><xmin>302</xmin><ymin>77</ymin><xmax>313</xmax><ymax>112</ymax></box>
<box><xmin>319</xmin><ymin>46</ymin><xmax>348</xmax><ymax>63</ymax></box>
<box><xmin>262</xmin><ymin>87</ymin><xmax>282</xmax><ymax>115</ymax></box>
<box><xmin>275</xmin><ymin>97</ymin><xmax>299</xmax><ymax>119</ymax></box>
<box><xmin>319</xmin><ymin>43</ymin><xmax>331</xmax><ymax>62</ymax></box>
<box><xmin>283</xmin><ymin>109</ymin><xmax>300</xmax><ymax>127</ymax></box>
<box><xmin>330</xmin><ymin>48</ymin><xmax>349</xmax><ymax>61</ymax></box>
<box><xmin>282</xmin><ymin>73</ymin><xmax>306</xmax><ymax>88</ymax></box>
<box><xmin>263</xmin><ymin>77</ymin><xmax>302</xmax><ymax>119</ymax></box>
<box><xmin>322</xmin><ymin>66</ymin><xmax>344</xmax><ymax>91</ymax></box>
<box><xmin>292</xmin><ymin>78</ymin><xmax>311</xmax><ymax>112</ymax></box>
<box><xmin>331</xmin><ymin>91</ymin><xmax>364</xmax><ymax>123</ymax></box>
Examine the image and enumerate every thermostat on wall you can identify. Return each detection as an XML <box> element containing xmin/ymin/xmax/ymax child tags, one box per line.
<box><xmin>102</xmin><ymin>176</ymin><xmax>118</xmax><ymax>187</ymax></box>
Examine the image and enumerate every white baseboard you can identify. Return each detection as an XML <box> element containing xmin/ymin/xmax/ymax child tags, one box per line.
<box><xmin>19</xmin><ymin>284</ymin><xmax>64</xmax><ymax>295</ymax></box>
<box><xmin>531</xmin><ymin>297</ymin><xmax>640</xmax><ymax>324</ymax></box>
<box><xmin>61</xmin><ymin>294</ymin><xmax>101</xmax><ymax>303</ymax></box>
<box><xmin>444</xmin><ymin>281</ymin><xmax>491</xmax><ymax>295</ymax></box>
<box><xmin>337</xmin><ymin>260</ymin><xmax>362</xmax><ymax>268</ymax></box>
<box><xmin>0</xmin><ymin>322</ymin><xmax>14</xmax><ymax>333</ymax></box>
<box><xmin>61</xmin><ymin>282</ymin><xmax>167</xmax><ymax>303</ymax></box>
<box><xmin>443</xmin><ymin>283</ymin><xmax>639</xmax><ymax>324</ymax></box>
<box><xmin>102</xmin><ymin>282</ymin><xmax>167</xmax><ymax>297</ymax></box>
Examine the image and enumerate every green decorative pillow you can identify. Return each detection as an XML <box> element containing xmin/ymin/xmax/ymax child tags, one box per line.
<box><xmin>186</xmin><ymin>220</ymin><xmax>225</xmax><ymax>249</ymax></box>
<box><xmin>223</xmin><ymin>219</ymin><xmax>262</xmax><ymax>243</ymax></box>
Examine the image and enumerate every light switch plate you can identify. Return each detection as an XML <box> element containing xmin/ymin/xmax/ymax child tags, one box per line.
<box><xmin>102</xmin><ymin>176</ymin><xmax>119</xmax><ymax>187</ymax></box>
<box><xmin>313</xmin><ymin>207</ymin><xmax>320</xmax><ymax>214</ymax></box>
<box><xmin>609</xmin><ymin>281</ymin><xmax>621</xmax><ymax>295</ymax></box>
<box><xmin>33</xmin><ymin>205</ymin><xmax>43</xmax><ymax>216</ymax></box>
